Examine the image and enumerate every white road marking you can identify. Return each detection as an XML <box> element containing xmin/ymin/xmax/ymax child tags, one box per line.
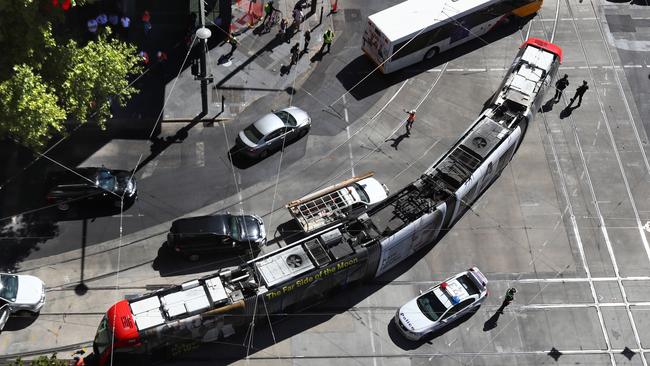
<box><xmin>342</xmin><ymin>94</ymin><xmax>354</xmax><ymax>177</ymax></box>
<box><xmin>566</xmin><ymin>2</ymin><xmax>649</xmax><ymax>362</ymax></box>
<box><xmin>196</xmin><ymin>142</ymin><xmax>205</xmax><ymax>167</ymax></box>
<box><xmin>140</xmin><ymin>159</ymin><xmax>159</xmax><ymax>179</ymax></box>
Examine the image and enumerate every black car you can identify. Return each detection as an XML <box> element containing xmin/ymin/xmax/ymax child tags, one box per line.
<box><xmin>167</xmin><ymin>214</ymin><xmax>266</xmax><ymax>261</ymax></box>
<box><xmin>45</xmin><ymin>167</ymin><xmax>137</xmax><ymax>211</ymax></box>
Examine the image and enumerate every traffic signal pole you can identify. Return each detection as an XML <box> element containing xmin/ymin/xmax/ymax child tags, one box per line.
<box><xmin>197</xmin><ymin>0</ymin><xmax>212</xmax><ymax>116</ymax></box>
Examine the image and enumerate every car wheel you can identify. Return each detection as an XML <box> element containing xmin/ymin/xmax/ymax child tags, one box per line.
<box><xmin>188</xmin><ymin>254</ymin><xmax>200</xmax><ymax>262</ymax></box>
<box><xmin>299</xmin><ymin>128</ymin><xmax>308</xmax><ymax>138</ymax></box>
<box><xmin>259</xmin><ymin>150</ymin><xmax>269</xmax><ymax>158</ymax></box>
<box><xmin>424</xmin><ymin>46</ymin><xmax>439</xmax><ymax>61</ymax></box>
<box><xmin>57</xmin><ymin>202</ymin><xmax>70</xmax><ymax>211</ymax></box>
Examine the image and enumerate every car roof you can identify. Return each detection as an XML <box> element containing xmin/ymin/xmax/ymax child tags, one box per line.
<box><xmin>253</xmin><ymin>113</ymin><xmax>284</xmax><ymax>136</ymax></box>
<box><xmin>171</xmin><ymin>215</ymin><xmax>231</xmax><ymax>234</ymax></box>
<box><xmin>430</xmin><ymin>272</ymin><xmax>479</xmax><ymax>309</ymax></box>
<box><xmin>46</xmin><ymin>167</ymin><xmax>125</xmax><ymax>187</ymax></box>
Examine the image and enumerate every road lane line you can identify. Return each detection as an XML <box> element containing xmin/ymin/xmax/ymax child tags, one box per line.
<box><xmin>196</xmin><ymin>141</ymin><xmax>205</xmax><ymax>167</ymax></box>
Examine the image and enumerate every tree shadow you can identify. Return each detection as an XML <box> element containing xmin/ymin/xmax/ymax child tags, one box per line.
<box><xmin>336</xmin><ymin>17</ymin><xmax>532</xmax><ymax>101</ymax></box>
<box><xmin>0</xmin><ymin>213</ymin><xmax>58</xmax><ymax>271</ymax></box>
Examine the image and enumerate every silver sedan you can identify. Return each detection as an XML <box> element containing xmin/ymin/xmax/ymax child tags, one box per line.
<box><xmin>236</xmin><ymin>106</ymin><xmax>311</xmax><ymax>158</ymax></box>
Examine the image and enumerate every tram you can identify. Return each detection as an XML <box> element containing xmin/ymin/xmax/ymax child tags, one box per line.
<box><xmin>93</xmin><ymin>38</ymin><xmax>562</xmax><ymax>365</ymax></box>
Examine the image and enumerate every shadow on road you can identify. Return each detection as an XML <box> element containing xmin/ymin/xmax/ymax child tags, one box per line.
<box><xmin>152</xmin><ymin>244</ymin><xmax>256</xmax><ymax>277</ymax></box>
<box><xmin>387</xmin><ymin>307</ymin><xmax>479</xmax><ymax>350</ymax></box>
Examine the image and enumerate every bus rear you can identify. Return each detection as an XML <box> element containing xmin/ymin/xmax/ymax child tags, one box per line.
<box><xmin>362</xmin><ymin>18</ymin><xmax>391</xmax><ymax>73</ymax></box>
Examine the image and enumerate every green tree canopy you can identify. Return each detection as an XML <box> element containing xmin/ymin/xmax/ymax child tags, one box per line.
<box><xmin>0</xmin><ymin>0</ymin><xmax>141</xmax><ymax>150</ymax></box>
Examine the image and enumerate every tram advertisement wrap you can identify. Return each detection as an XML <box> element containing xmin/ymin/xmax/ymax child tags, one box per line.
<box><xmin>266</xmin><ymin>257</ymin><xmax>360</xmax><ymax>300</ymax></box>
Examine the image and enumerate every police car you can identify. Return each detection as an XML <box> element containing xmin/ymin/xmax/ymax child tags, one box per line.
<box><xmin>395</xmin><ymin>267</ymin><xmax>488</xmax><ymax>340</ymax></box>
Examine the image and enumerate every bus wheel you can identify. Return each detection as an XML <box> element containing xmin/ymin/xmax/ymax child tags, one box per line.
<box><xmin>424</xmin><ymin>47</ymin><xmax>439</xmax><ymax>61</ymax></box>
<box><xmin>57</xmin><ymin>203</ymin><xmax>70</xmax><ymax>211</ymax></box>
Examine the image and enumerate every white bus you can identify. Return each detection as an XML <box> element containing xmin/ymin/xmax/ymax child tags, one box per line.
<box><xmin>362</xmin><ymin>0</ymin><xmax>543</xmax><ymax>73</ymax></box>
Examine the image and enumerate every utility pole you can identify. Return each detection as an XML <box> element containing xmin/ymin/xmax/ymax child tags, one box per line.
<box><xmin>196</xmin><ymin>0</ymin><xmax>213</xmax><ymax>116</ymax></box>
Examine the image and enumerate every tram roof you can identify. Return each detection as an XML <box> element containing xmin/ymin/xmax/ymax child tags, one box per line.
<box><xmin>368</xmin><ymin>0</ymin><xmax>497</xmax><ymax>42</ymax></box>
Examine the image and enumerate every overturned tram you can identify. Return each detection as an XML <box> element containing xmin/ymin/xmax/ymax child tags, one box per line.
<box><xmin>93</xmin><ymin>38</ymin><xmax>562</xmax><ymax>365</ymax></box>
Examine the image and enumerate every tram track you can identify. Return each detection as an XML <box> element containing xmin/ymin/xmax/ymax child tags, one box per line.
<box><xmin>563</xmin><ymin>0</ymin><xmax>650</xmax><ymax>362</ymax></box>
<box><xmin>524</xmin><ymin>1</ymin><xmax>650</xmax><ymax>364</ymax></box>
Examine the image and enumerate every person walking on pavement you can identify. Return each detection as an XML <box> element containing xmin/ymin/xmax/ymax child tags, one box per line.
<box><xmin>226</xmin><ymin>35</ymin><xmax>238</xmax><ymax>58</ymax></box>
<box><xmin>568</xmin><ymin>80</ymin><xmax>589</xmax><ymax>107</ymax></box>
<box><xmin>292</xmin><ymin>7</ymin><xmax>303</xmax><ymax>28</ymax></box>
<box><xmin>303</xmin><ymin>30</ymin><xmax>311</xmax><ymax>52</ymax></box>
<box><xmin>553</xmin><ymin>74</ymin><xmax>569</xmax><ymax>102</ymax></box>
<box><xmin>497</xmin><ymin>287</ymin><xmax>517</xmax><ymax>314</ymax></box>
<box><xmin>142</xmin><ymin>10</ymin><xmax>152</xmax><ymax>35</ymax></box>
<box><xmin>290</xmin><ymin>43</ymin><xmax>300</xmax><ymax>66</ymax></box>
<box><xmin>263</xmin><ymin>0</ymin><xmax>277</xmax><ymax>26</ymax></box>
<box><xmin>404</xmin><ymin>109</ymin><xmax>416</xmax><ymax>133</ymax></box>
<box><xmin>320</xmin><ymin>28</ymin><xmax>334</xmax><ymax>54</ymax></box>
<box><xmin>279</xmin><ymin>18</ymin><xmax>288</xmax><ymax>41</ymax></box>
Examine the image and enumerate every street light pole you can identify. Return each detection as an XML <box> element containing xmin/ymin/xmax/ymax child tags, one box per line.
<box><xmin>197</xmin><ymin>0</ymin><xmax>212</xmax><ymax>116</ymax></box>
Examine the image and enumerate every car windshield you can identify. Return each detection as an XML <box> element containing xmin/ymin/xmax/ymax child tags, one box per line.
<box><xmin>94</xmin><ymin>316</ymin><xmax>112</xmax><ymax>357</ymax></box>
<box><xmin>229</xmin><ymin>216</ymin><xmax>242</xmax><ymax>241</ymax></box>
<box><xmin>416</xmin><ymin>291</ymin><xmax>447</xmax><ymax>322</ymax></box>
<box><xmin>96</xmin><ymin>169</ymin><xmax>116</xmax><ymax>191</ymax></box>
<box><xmin>243</xmin><ymin>124</ymin><xmax>264</xmax><ymax>144</ymax></box>
<box><xmin>0</xmin><ymin>274</ymin><xmax>18</xmax><ymax>301</ymax></box>
<box><xmin>274</xmin><ymin>110</ymin><xmax>297</xmax><ymax>127</ymax></box>
<box><xmin>457</xmin><ymin>275</ymin><xmax>480</xmax><ymax>295</ymax></box>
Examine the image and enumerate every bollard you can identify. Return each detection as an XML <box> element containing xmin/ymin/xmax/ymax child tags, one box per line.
<box><xmin>331</xmin><ymin>0</ymin><xmax>338</xmax><ymax>13</ymax></box>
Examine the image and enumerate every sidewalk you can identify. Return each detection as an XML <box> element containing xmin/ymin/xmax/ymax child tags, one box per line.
<box><xmin>162</xmin><ymin>0</ymin><xmax>332</xmax><ymax>121</ymax></box>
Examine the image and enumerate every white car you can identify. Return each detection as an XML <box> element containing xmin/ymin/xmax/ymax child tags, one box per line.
<box><xmin>0</xmin><ymin>273</ymin><xmax>46</xmax><ymax>331</ymax></box>
<box><xmin>395</xmin><ymin>267</ymin><xmax>488</xmax><ymax>341</ymax></box>
<box><xmin>236</xmin><ymin>106</ymin><xmax>311</xmax><ymax>158</ymax></box>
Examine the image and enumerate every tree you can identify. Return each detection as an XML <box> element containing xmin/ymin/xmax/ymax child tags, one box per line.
<box><xmin>0</xmin><ymin>0</ymin><xmax>141</xmax><ymax>150</ymax></box>
<box><xmin>8</xmin><ymin>353</ymin><xmax>68</xmax><ymax>365</ymax></box>
<box><xmin>0</xmin><ymin>64</ymin><xmax>66</xmax><ymax>149</ymax></box>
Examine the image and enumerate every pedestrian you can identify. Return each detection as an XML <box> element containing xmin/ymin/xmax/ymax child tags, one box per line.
<box><xmin>226</xmin><ymin>35</ymin><xmax>238</xmax><ymax>58</ymax></box>
<box><xmin>109</xmin><ymin>14</ymin><xmax>119</xmax><ymax>27</ymax></box>
<box><xmin>263</xmin><ymin>0</ymin><xmax>277</xmax><ymax>25</ymax></box>
<box><xmin>320</xmin><ymin>28</ymin><xmax>334</xmax><ymax>54</ymax></box>
<box><xmin>138</xmin><ymin>50</ymin><xmax>150</xmax><ymax>65</ymax></box>
<box><xmin>569</xmin><ymin>80</ymin><xmax>589</xmax><ymax>107</ymax></box>
<box><xmin>290</xmin><ymin>43</ymin><xmax>300</xmax><ymax>65</ymax></box>
<box><xmin>303</xmin><ymin>30</ymin><xmax>311</xmax><ymax>51</ymax></box>
<box><xmin>497</xmin><ymin>287</ymin><xmax>516</xmax><ymax>314</ymax></box>
<box><xmin>279</xmin><ymin>17</ymin><xmax>288</xmax><ymax>40</ymax></box>
<box><xmin>403</xmin><ymin>109</ymin><xmax>416</xmax><ymax>132</ymax></box>
<box><xmin>553</xmin><ymin>74</ymin><xmax>569</xmax><ymax>102</ymax></box>
<box><xmin>142</xmin><ymin>10</ymin><xmax>152</xmax><ymax>35</ymax></box>
<box><xmin>120</xmin><ymin>15</ymin><xmax>130</xmax><ymax>29</ymax></box>
<box><xmin>96</xmin><ymin>13</ymin><xmax>108</xmax><ymax>27</ymax></box>
<box><xmin>156</xmin><ymin>50</ymin><xmax>168</xmax><ymax>63</ymax></box>
<box><xmin>87</xmin><ymin>18</ymin><xmax>98</xmax><ymax>33</ymax></box>
<box><xmin>292</xmin><ymin>7</ymin><xmax>303</xmax><ymax>28</ymax></box>
<box><xmin>120</xmin><ymin>15</ymin><xmax>130</xmax><ymax>39</ymax></box>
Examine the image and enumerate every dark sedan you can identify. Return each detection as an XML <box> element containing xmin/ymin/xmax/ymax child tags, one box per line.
<box><xmin>167</xmin><ymin>214</ymin><xmax>266</xmax><ymax>261</ymax></box>
<box><xmin>45</xmin><ymin>167</ymin><xmax>137</xmax><ymax>211</ymax></box>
